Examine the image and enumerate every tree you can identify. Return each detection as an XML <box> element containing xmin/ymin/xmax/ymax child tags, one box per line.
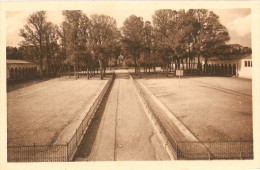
<box><xmin>152</xmin><ymin>9</ymin><xmax>230</xmax><ymax>74</ymax></box>
<box><xmin>62</xmin><ymin>10</ymin><xmax>91</xmax><ymax>79</ymax></box>
<box><xmin>152</xmin><ymin>9</ymin><xmax>178</xmax><ymax>76</ymax></box>
<box><xmin>6</xmin><ymin>46</ymin><xmax>21</xmax><ymax>60</ymax></box>
<box><xmin>19</xmin><ymin>11</ymin><xmax>62</xmax><ymax>77</ymax></box>
<box><xmin>121</xmin><ymin>15</ymin><xmax>144</xmax><ymax>74</ymax></box>
<box><xmin>172</xmin><ymin>10</ymin><xmax>196</xmax><ymax>71</ymax></box>
<box><xmin>186</xmin><ymin>9</ymin><xmax>230</xmax><ymax>72</ymax></box>
<box><xmin>200</xmin><ymin>11</ymin><xmax>230</xmax><ymax>71</ymax></box>
<box><xmin>18</xmin><ymin>45</ymin><xmax>38</xmax><ymax>63</ymax></box>
<box><xmin>143</xmin><ymin>21</ymin><xmax>153</xmax><ymax>73</ymax></box>
<box><xmin>44</xmin><ymin>22</ymin><xmax>60</xmax><ymax>75</ymax></box>
<box><xmin>19</xmin><ymin>11</ymin><xmax>48</xmax><ymax>77</ymax></box>
<box><xmin>57</xmin><ymin>23</ymin><xmax>67</xmax><ymax>76</ymax></box>
<box><xmin>89</xmin><ymin>14</ymin><xmax>119</xmax><ymax>79</ymax></box>
<box><xmin>108</xmin><ymin>39</ymin><xmax>122</xmax><ymax>70</ymax></box>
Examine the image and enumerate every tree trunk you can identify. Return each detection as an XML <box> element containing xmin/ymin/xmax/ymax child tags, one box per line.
<box><xmin>87</xmin><ymin>67</ymin><xmax>90</xmax><ymax>79</ymax></box>
<box><xmin>78</xmin><ymin>66</ymin><xmax>81</xmax><ymax>78</ymax></box>
<box><xmin>39</xmin><ymin>37</ymin><xmax>43</xmax><ymax>78</ymax></box>
<box><xmin>68</xmin><ymin>65</ymin><xmax>71</xmax><ymax>78</ymax></box>
<box><xmin>109</xmin><ymin>58</ymin><xmax>111</xmax><ymax>71</ymax></box>
<box><xmin>53</xmin><ymin>65</ymin><xmax>57</xmax><ymax>74</ymax></box>
<box><xmin>137</xmin><ymin>51</ymin><xmax>141</xmax><ymax>77</ymax></box>
<box><xmin>204</xmin><ymin>57</ymin><xmax>208</xmax><ymax>73</ymax></box>
<box><xmin>188</xmin><ymin>58</ymin><xmax>191</xmax><ymax>70</ymax></box>
<box><xmin>197</xmin><ymin>54</ymin><xmax>201</xmax><ymax>73</ymax></box>
<box><xmin>165</xmin><ymin>62</ymin><xmax>169</xmax><ymax>77</ymax></box>
<box><xmin>134</xmin><ymin>55</ymin><xmax>137</xmax><ymax>74</ymax></box>
<box><xmin>103</xmin><ymin>66</ymin><xmax>106</xmax><ymax>78</ymax></box>
<box><xmin>74</xmin><ymin>63</ymin><xmax>77</xmax><ymax>79</ymax></box>
<box><xmin>39</xmin><ymin>60</ymin><xmax>43</xmax><ymax>78</ymax></box>
<box><xmin>99</xmin><ymin>60</ymin><xmax>103</xmax><ymax>80</ymax></box>
<box><xmin>148</xmin><ymin>51</ymin><xmax>150</xmax><ymax>74</ymax></box>
<box><xmin>144</xmin><ymin>52</ymin><xmax>147</xmax><ymax>73</ymax></box>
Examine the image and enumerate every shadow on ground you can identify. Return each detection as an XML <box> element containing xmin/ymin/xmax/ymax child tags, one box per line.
<box><xmin>73</xmin><ymin>77</ymin><xmax>114</xmax><ymax>160</ymax></box>
<box><xmin>7</xmin><ymin>78</ymin><xmax>53</xmax><ymax>92</ymax></box>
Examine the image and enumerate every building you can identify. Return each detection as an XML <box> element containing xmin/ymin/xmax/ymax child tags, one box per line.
<box><xmin>117</xmin><ymin>55</ymin><xmax>126</xmax><ymax>67</ymax></box>
<box><xmin>206</xmin><ymin>54</ymin><xmax>252</xmax><ymax>79</ymax></box>
<box><xmin>6</xmin><ymin>59</ymin><xmax>39</xmax><ymax>81</ymax></box>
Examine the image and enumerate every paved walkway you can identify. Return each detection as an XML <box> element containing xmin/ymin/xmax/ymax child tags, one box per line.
<box><xmin>75</xmin><ymin>70</ymin><xmax>170</xmax><ymax>161</ymax></box>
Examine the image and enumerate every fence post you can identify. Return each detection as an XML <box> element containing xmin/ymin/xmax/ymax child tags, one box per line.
<box><xmin>176</xmin><ymin>141</ymin><xmax>178</xmax><ymax>160</ymax></box>
<box><xmin>67</xmin><ymin>142</ymin><xmax>69</xmax><ymax>161</ymax></box>
<box><xmin>208</xmin><ymin>140</ymin><xmax>211</xmax><ymax>160</ymax></box>
<box><xmin>82</xmin><ymin>119</ymin><xmax>84</xmax><ymax>134</ymax></box>
<box><xmin>76</xmin><ymin>129</ymin><xmax>78</xmax><ymax>146</ymax></box>
<box><xmin>239</xmin><ymin>138</ymin><xmax>242</xmax><ymax>160</ymax></box>
<box><xmin>33</xmin><ymin>142</ymin><xmax>36</xmax><ymax>162</ymax></box>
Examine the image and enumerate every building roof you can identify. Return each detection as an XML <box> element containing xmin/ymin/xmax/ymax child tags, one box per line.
<box><xmin>242</xmin><ymin>54</ymin><xmax>252</xmax><ymax>59</ymax></box>
<box><xmin>7</xmin><ymin>59</ymin><xmax>34</xmax><ymax>64</ymax></box>
<box><xmin>209</xmin><ymin>53</ymin><xmax>252</xmax><ymax>61</ymax></box>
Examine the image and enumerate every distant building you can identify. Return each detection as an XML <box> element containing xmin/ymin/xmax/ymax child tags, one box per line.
<box><xmin>207</xmin><ymin>54</ymin><xmax>252</xmax><ymax>79</ymax></box>
<box><xmin>6</xmin><ymin>59</ymin><xmax>39</xmax><ymax>81</ymax></box>
<box><xmin>117</xmin><ymin>54</ymin><xmax>126</xmax><ymax>67</ymax></box>
<box><xmin>172</xmin><ymin>52</ymin><xmax>252</xmax><ymax>79</ymax></box>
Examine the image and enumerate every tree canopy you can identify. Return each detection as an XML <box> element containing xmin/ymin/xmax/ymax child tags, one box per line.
<box><xmin>12</xmin><ymin>9</ymin><xmax>251</xmax><ymax>79</ymax></box>
<box><xmin>121</xmin><ymin>15</ymin><xmax>144</xmax><ymax>74</ymax></box>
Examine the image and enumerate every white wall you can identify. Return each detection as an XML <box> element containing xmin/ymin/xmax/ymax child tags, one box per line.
<box><xmin>238</xmin><ymin>59</ymin><xmax>252</xmax><ymax>79</ymax></box>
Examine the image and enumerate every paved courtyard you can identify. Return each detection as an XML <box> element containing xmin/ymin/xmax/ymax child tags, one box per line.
<box><xmin>137</xmin><ymin>77</ymin><xmax>252</xmax><ymax>141</ymax></box>
<box><xmin>7</xmin><ymin>72</ymin><xmax>253</xmax><ymax>161</ymax></box>
<box><xmin>7</xmin><ymin>77</ymin><xmax>108</xmax><ymax>146</ymax></box>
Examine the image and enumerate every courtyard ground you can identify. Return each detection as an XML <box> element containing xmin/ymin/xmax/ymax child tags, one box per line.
<box><xmin>7</xmin><ymin>76</ymin><xmax>109</xmax><ymax>146</ymax></box>
<box><xmin>136</xmin><ymin>77</ymin><xmax>252</xmax><ymax>141</ymax></box>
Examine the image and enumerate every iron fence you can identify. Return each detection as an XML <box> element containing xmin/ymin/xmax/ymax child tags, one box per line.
<box><xmin>7</xmin><ymin>144</ymin><xmax>67</xmax><ymax>162</ymax></box>
<box><xmin>130</xmin><ymin>75</ymin><xmax>253</xmax><ymax>160</ymax></box>
<box><xmin>177</xmin><ymin>140</ymin><xmax>253</xmax><ymax>160</ymax></box>
<box><xmin>7</xmin><ymin>73</ymin><xmax>115</xmax><ymax>162</ymax></box>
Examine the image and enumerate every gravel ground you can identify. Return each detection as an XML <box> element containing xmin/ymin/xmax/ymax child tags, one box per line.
<box><xmin>75</xmin><ymin>70</ymin><xmax>170</xmax><ymax>161</ymax></box>
<box><xmin>7</xmin><ymin>77</ymin><xmax>108</xmax><ymax>146</ymax></box>
<box><xmin>137</xmin><ymin>77</ymin><xmax>252</xmax><ymax>141</ymax></box>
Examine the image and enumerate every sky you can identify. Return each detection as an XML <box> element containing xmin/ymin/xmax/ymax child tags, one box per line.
<box><xmin>6</xmin><ymin>8</ymin><xmax>251</xmax><ymax>48</ymax></box>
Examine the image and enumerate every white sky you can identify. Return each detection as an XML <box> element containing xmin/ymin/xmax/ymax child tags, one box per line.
<box><xmin>6</xmin><ymin>7</ymin><xmax>251</xmax><ymax>47</ymax></box>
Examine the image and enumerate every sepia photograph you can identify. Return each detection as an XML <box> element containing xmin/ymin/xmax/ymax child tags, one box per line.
<box><xmin>0</xmin><ymin>1</ymin><xmax>260</xmax><ymax>169</ymax></box>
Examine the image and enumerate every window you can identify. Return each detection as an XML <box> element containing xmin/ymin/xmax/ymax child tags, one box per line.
<box><xmin>244</xmin><ymin>60</ymin><xmax>252</xmax><ymax>67</ymax></box>
<box><xmin>251</xmin><ymin>61</ymin><xmax>253</xmax><ymax>67</ymax></box>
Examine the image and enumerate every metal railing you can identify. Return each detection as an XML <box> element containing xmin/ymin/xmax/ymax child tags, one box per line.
<box><xmin>7</xmin><ymin>144</ymin><xmax>67</xmax><ymax>162</ymax></box>
<box><xmin>130</xmin><ymin>75</ymin><xmax>253</xmax><ymax>160</ymax></box>
<box><xmin>7</xmin><ymin>73</ymin><xmax>115</xmax><ymax>162</ymax></box>
<box><xmin>177</xmin><ymin>140</ymin><xmax>253</xmax><ymax>160</ymax></box>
